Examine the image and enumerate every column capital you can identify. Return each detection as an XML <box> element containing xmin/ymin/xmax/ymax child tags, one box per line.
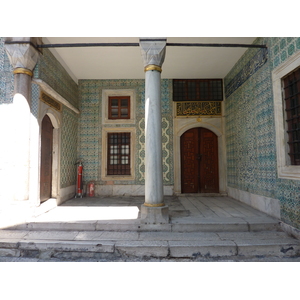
<box><xmin>4</xmin><ymin>37</ymin><xmax>41</xmax><ymax>75</ymax></box>
<box><xmin>139</xmin><ymin>38</ymin><xmax>167</xmax><ymax>70</ymax></box>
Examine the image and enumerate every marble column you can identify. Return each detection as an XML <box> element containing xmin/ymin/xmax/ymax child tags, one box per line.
<box><xmin>139</xmin><ymin>38</ymin><xmax>169</xmax><ymax>224</ymax></box>
<box><xmin>4</xmin><ymin>37</ymin><xmax>40</xmax><ymax>201</ymax></box>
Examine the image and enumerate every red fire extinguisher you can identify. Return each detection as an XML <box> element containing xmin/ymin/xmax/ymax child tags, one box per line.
<box><xmin>87</xmin><ymin>181</ymin><xmax>95</xmax><ymax>197</ymax></box>
<box><xmin>75</xmin><ymin>160</ymin><xmax>83</xmax><ymax>198</ymax></box>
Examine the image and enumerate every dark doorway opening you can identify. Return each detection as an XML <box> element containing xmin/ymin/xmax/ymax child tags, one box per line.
<box><xmin>40</xmin><ymin>115</ymin><xmax>53</xmax><ymax>202</ymax></box>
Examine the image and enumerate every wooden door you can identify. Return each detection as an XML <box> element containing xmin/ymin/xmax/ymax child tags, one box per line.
<box><xmin>40</xmin><ymin>115</ymin><xmax>53</xmax><ymax>202</ymax></box>
<box><xmin>181</xmin><ymin>128</ymin><xmax>219</xmax><ymax>193</ymax></box>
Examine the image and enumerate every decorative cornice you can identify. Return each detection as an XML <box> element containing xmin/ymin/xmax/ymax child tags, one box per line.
<box><xmin>225</xmin><ymin>47</ymin><xmax>268</xmax><ymax>98</ymax></box>
<box><xmin>33</xmin><ymin>79</ymin><xmax>80</xmax><ymax>114</ymax></box>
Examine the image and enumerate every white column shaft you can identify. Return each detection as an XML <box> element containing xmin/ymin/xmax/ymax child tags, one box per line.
<box><xmin>4</xmin><ymin>38</ymin><xmax>40</xmax><ymax>201</ymax></box>
<box><xmin>145</xmin><ymin>70</ymin><xmax>163</xmax><ymax>205</ymax></box>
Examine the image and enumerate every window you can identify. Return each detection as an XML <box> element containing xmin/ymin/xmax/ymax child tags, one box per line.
<box><xmin>107</xmin><ymin>132</ymin><xmax>131</xmax><ymax>175</ymax></box>
<box><xmin>108</xmin><ymin>96</ymin><xmax>130</xmax><ymax>119</ymax></box>
<box><xmin>173</xmin><ymin>79</ymin><xmax>223</xmax><ymax>102</ymax></box>
<box><xmin>102</xmin><ymin>89</ymin><xmax>135</xmax><ymax>125</ymax></box>
<box><xmin>272</xmin><ymin>51</ymin><xmax>300</xmax><ymax>180</ymax></box>
<box><xmin>283</xmin><ymin>68</ymin><xmax>300</xmax><ymax>165</ymax></box>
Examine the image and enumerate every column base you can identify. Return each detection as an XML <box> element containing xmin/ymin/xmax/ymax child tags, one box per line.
<box><xmin>140</xmin><ymin>204</ymin><xmax>169</xmax><ymax>224</ymax></box>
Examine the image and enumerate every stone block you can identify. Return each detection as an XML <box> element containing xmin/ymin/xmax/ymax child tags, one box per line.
<box><xmin>169</xmin><ymin>240</ymin><xmax>237</xmax><ymax>258</ymax></box>
<box><xmin>0</xmin><ymin>248</ymin><xmax>20</xmax><ymax>257</ymax></box>
<box><xmin>139</xmin><ymin>231</ymin><xmax>220</xmax><ymax>241</ymax></box>
<box><xmin>171</xmin><ymin>222</ymin><xmax>249</xmax><ymax>233</ymax></box>
<box><xmin>140</xmin><ymin>205</ymin><xmax>169</xmax><ymax>224</ymax></box>
<box><xmin>236</xmin><ymin>241</ymin><xmax>300</xmax><ymax>257</ymax></box>
<box><xmin>75</xmin><ymin>231</ymin><xmax>105</xmax><ymax>240</ymax></box>
<box><xmin>24</xmin><ymin>230</ymin><xmax>79</xmax><ymax>240</ymax></box>
<box><xmin>0</xmin><ymin>230</ymin><xmax>28</xmax><ymax>239</ymax></box>
<box><xmin>27</xmin><ymin>221</ymin><xmax>97</xmax><ymax>231</ymax></box>
<box><xmin>99</xmin><ymin>231</ymin><xmax>139</xmax><ymax>240</ymax></box>
<box><xmin>115</xmin><ymin>240</ymin><xmax>168</xmax><ymax>257</ymax></box>
<box><xmin>0</xmin><ymin>239</ymin><xmax>21</xmax><ymax>249</ymax></box>
<box><xmin>96</xmin><ymin>223</ymin><xmax>140</xmax><ymax>231</ymax></box>
<box><xmin>18</xmin><ymin>240</ymin><xmax>115</xmax><ymax>253</ymax></box>
<box><xmin>138</xmin><ymin>223</ymin><xmax>172</xmax><ymax>232</ymax></box>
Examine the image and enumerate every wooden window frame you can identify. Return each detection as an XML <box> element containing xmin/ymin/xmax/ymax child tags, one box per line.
<box><xmin>108</xmin><ymin>96</ymin><xmax>130</xmax><ymax>120</ymax></box>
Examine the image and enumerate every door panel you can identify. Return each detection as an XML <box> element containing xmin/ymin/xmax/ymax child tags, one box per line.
<box><xmin>199</xmin><ymin>128</ymin><xmax>219</xmax><ymax>193</ymax></box>
<box><xmin>180</xmin><ymin>128</ymin><xmax>199</xmax><ymax>193</ymax></box>
<box><xmin>181</xmin><ymin>127</ymin><xmax>219</xmax><ymax>193</ymax></box>
<box><xmin>40</xmin><ymin>115</ymin><xmax>53</xmax><ymax>202</ymax></box>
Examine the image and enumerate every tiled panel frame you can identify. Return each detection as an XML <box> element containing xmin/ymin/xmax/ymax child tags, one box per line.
<box><xmin>225</xmin><ymin>37</ymin><xmax>300</xmax><ymax>230</ymax></box>
<box><xmin>60</xmin><ymin>106</ymin><xmax>78</xmax><ymax>188</ymax></box>
<box><xmin>34</xmin><ymin>48</ymin><xmax>79</xmax><ymax>108</ymax></box>
<box><xmin>33</xmin><ymin>48</ymin><xmax>80</xmax><ymax>189</ymax></box>
<box><xmin>0</xmin><ymin>37</ymin><xmax>14</xmax><ymax>104</ymax></box>
<box><xmin>78</xmin><ymin>79</ymin><xmax>173</xmax><ymax>186</ymax></box>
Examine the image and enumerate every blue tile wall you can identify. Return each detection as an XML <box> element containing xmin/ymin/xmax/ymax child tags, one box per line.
<box><xmin>78</xmin><ymin>79</ymin><xmax>173</xmax><ymax>186</ymax></box>
<box><xmin>34</xmin><ymin>48</ymin><xmax>79</xmax><ymax>108</ymax></box>
<box><xmin>60</xmin><ymin>106</ymin><xmax>78</xmax><ymax>188</ymax></box>
<box><xmin>225</xmin><ymin>37</ymin><xmax>300</xmax><ymax>229</ymax></box>
<box><xmin>34</xmin><ymin>48</ymin><xmax>79</xmax><ymax>188</ymax></box>
<box><xmin>0</xmin><ymin>37</ymin><xmax>14</xmax><ymax>104</ymax></box>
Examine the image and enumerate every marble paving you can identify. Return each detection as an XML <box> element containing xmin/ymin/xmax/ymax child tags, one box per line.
<box><xmin>21</xmin><ymin>195</ymin><xmax>278</xmax><ymax>225</ymax></box>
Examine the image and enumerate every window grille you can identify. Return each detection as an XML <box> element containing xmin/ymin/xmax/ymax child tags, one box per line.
<box><xmin>283</xmin><ymin>67</ymin><xmax>300</xmax><ymax>165</ymax></box>
<box><xmin>107</xmin><ymin>132</ymin><xmax>131</xmax><ymax>175</ymax></box>
<box><xmin>173</xmin><ymin>79</ymin><xmax>223</xmax><ymax>102</ymax></box>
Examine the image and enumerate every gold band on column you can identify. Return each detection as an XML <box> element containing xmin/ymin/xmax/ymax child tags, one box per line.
<box><xmin>143</xmin><ymin>202</ymin><xmax>166</xmax><ymax>207</ymax></box>
<box><xmin>144</xmin><ymin>64</ymin><xmax>162</xmax><ymax>73</ymax></box>
<box><xmin>13</xmin><ymin>68</ymin><xmax>33</xmax><ymax>77</ymax></box>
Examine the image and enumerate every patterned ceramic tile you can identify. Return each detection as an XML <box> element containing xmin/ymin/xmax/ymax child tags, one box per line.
<box><xmin>34</xmin><ymin>49</ymin><xmax>79</xmax><ymax>108</ymax></box>
<box><xmin>225</xmin><ymin>37</ymin><xmax>300</xmax><ymax>230</ymax></box>
<box><xmin>78</xmin><ymin>79</ymin><xmax>174</xmax><ymax>186</ymax></box>
<box><xmin>31</xmin><ymin>83</ymin><xmax>40</xmax><ymax>118</ymax></box>
<box><xmin>0</xmin><ymin>37</ymin><xmax>14</xmax><ymax>104</ymax></box>
<box><xmin>60</xmin><ymin>106</ymin><xmax>78</xmax><ymax>188</ymax></box>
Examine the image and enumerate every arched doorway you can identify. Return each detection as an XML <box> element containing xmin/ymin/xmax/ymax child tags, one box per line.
<box><xmin>40</xmin><ymin>114</ymin><xmax>54</xmax><ymax>202</ymax></box>
<box><xmin>180</xmin><ymin>127</ymin><xmax>219</xmax><ymax>193</ymax></box>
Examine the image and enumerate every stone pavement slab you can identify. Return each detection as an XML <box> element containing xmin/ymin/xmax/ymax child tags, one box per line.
<box><xmin>24</xmin><ymin>230</ymin><xmax>79</xmax><ymax>240</ymax></box>
<box><xmin>74</xmin><ymin>231</ymin><xmax>105</xmax><ymax>240</ymax></box>
<box><xmin>139</xmin><ymin>231</ymin><xmax>221</xmax><ymax>241</ymax></box>
<box><xmin>217</xmin><ymin>231</ymin><xmax>291</xmax><ymax>240</ymax></box>
<box><xmin>17</xmin><ymin>239</ymin><xmax>115</xmax><ymax>253</ymax></box>
<box><xmin>94</xmin><ymin>231</ymin><xmax>139</xmax><ymax>240</ymax></box>
<box><xmin>0</xmin><ymin>230</ymin><xmax>28</xmax><ymax>239</ymax></box>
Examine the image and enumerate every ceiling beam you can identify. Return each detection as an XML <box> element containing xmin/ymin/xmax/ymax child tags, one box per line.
<box><xmin>34</xmin><ymin>42</ymin><xmax>267</xmax><ymax>49</ymax></box>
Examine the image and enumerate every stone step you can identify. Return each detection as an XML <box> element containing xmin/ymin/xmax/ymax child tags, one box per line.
<box><xmin>7</xmin><ymin>217</ymin><xmax>280</xmax><ymax>232</ymax></box>
<box><xmin>0</xmin><ymin>229</ymin><xmax>299</xmax><ymax>261</ymax></box>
